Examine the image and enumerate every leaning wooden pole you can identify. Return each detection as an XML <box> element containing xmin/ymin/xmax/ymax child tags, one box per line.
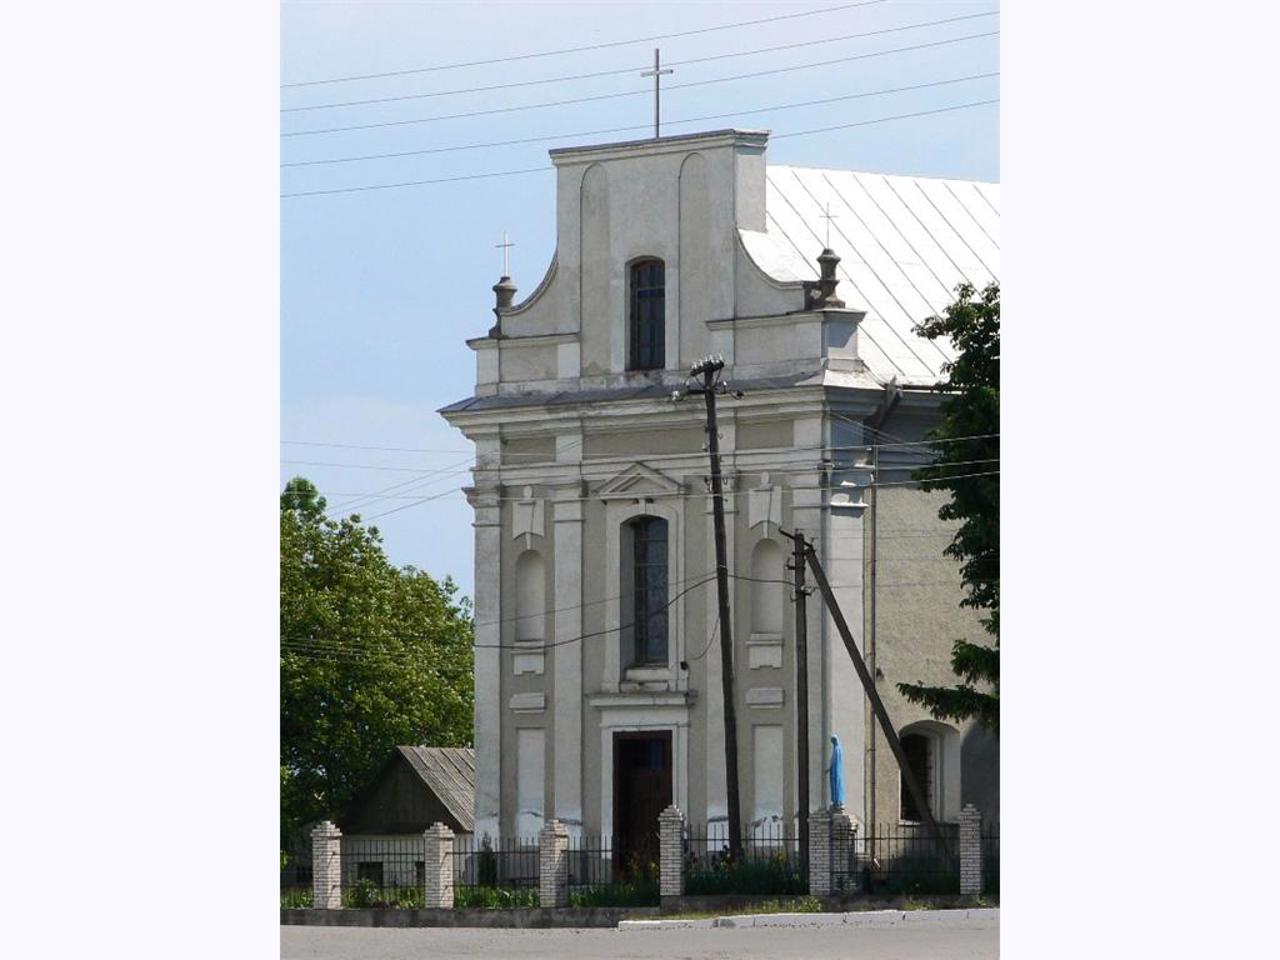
<box><xmin>803</xmin><ymin>541</ymin><xmax>950</xmax><ymax>849</ymax></box>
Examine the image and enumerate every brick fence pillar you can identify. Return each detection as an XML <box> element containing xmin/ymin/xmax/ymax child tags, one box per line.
<box><xmin>808</xmin><ymin>808</ymin><xmax>833</xmax><ymax>896</ymax></box>
<box><xmin>539</xmin><ymin>818</ymin><xmax>569</xmax><ymax>908</ymax></box>
<box><xmin>423</xmin><ymin>821</ymin><xmax>455</xmax><ymax>908</ymax></box>
<box><xmin>311</xmin><ymin>820</ymin><xmax>342</xmax><ymax>909</ymax></box>
<box><xmin>658</xmin><ymin>804</ymin><xmax>685</xmax><ymax>898</ymax></box>
<box><xmin>959</xmin><ymin>803</ymin><xmax>983</xmax><ymax>895</ymax></box>
<box><xmin>831</xmin><ymin>807</ymin><xmax>855</xmax><ymax>893</ymax></box>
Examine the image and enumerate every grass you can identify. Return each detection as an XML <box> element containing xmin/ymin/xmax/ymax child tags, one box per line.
<box><xmin>452</xmin><ymin>885</ymin><xmax>540</xmax><ymax>909</ymax></box>
<box><xmin>685</xmin><ymin>851</ymin><xmax>807</xmax><ymax>897</ymax></box>
<box><xmin>664</xmin><ymin>896</ymin><xmax>823</xmax><ymax>920</ymax></box>
<box><xmin>280</xmin><ymin>888</ymin><xmax>312</xmax><ymax>909</ymax></box>
<box><xmin>568</xmin><ymin>878</ymin><xmax>660</xmax><ymax>908</ymax></box>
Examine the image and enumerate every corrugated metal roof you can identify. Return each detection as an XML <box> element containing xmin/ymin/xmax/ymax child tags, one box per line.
<box><xmin>398</xmin><ymin>746</ymin><xmax>475</xmax><ymax>833</ymax></box>
<box><xmin>759</xmin><ymin>166</ymin><xmax>1000</xmax><ymax>386</ymax></box>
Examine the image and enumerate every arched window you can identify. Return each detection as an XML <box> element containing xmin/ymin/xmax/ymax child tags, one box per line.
<box><xmin>625</xmin><ymin>515</ymin><xmax>668</xmax><ymax>663</ymax></box>
<box><xmin>514</xmin><ymin>549</ymin><xmax>545</xmax><ymax>643</ymax></box>
<box><xmin>750</xmin><ymin>539</ymin><xmax>784</xmax><ymax>636</ymax></box>
<box><xmin>628</xmin><ymin>258</ymin><xmax>665</xmax><ymax>371</ymax></box>
<box><xmin>900</xmin><ymin>732</ymin><xmax>934</xmax><ymax>822</ymax></box>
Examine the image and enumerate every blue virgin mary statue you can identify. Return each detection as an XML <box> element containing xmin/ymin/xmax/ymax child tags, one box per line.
<box><xmin>828</xmin><ymin>734</ymin><xmax>846</xmax><ymax>809</ymax></box>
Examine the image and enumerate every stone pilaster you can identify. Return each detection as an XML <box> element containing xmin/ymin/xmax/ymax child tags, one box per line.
<box><xmin>552</xmin><ymin>490</ymin><xmax>584</xmax><ymax>836</ymax></box>
<box><xmin>423</xmin><ymin>822</ymin><xmax>455</xmax><ymax>909</ymax></box>
<box><xmin>831</xmin><ymin>807</ymin><xmax>854</xmax><ymax>893</ymax></box>
<box><xmin>658</xmin><ymin>804</ymin><xmax>686</xmax><ymax>898</ymax></box>
<box><xmin>310</xmin><ymin>820</ymin><xmax>342</xmax><ymax>910</ymax></box>
<box><xmin>808</xmin><ymin>808</ymin><xmax>832</xmax><ymax>896</ymax></box>
<box><xmin>959</xmin><ymin>803</ymin><xmax>983</xmax><ymax>896</ymax></box>
<box><xmin>538</xmin><ymin>818</ymin><xmax>570</xmax><ymax>908</ymax></box>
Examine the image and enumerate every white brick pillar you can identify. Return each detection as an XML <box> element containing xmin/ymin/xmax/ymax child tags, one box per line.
<box><xmin>311</xmin><ymin>820</ymin><xmax>342</xmax><ymax>909</ymax></box>
<box><xmin>831</xmin><ymin>808</ymin><xmax>854</xmax><ymax>893</ymax></box>
<box><xmin>539</xmin><ymin>818</ymin><xmax>569</xmax><ymax>908</ymax></box>
<box><xmin>423</xmin><ymin>822</ymin><xmax>455</xmax><ymax>909</ymax></box>
<box><xmin>658</xmin><ymin>804</ymin><xmax>685</xmax><ymax>898</ymax></box>
<box><xmin>808</xmin><ymin>808</ymin><xmax>832</xmax><ymax>896</ymax></box>
<box><xmin>959</xmin><ymin>803</ymin><xmax>983</xmax><ymax>895</ymax></box>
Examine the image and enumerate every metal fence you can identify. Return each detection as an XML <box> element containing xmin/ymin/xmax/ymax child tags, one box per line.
<box><xmin>337</xmin><ymin>836</ymin><xmax>427</xmax><ymax>908</ymax></box>
<box><xmin>450</xmin><ymin>835</ymin><xmax>540</xmax><ymax>908</ymax></box>
<box><xmin>854</xmin><ymin>823</ymin><xmax>960</xmax><ymax>895</ymax></box>
<box><xmin>981</xmin><ymin>821</ymin><xmax>1000</xmax><ymax>896</ymax></box>
<box><xmin>684</xmin><ymin>821</ymin><xmax>807</xmax><ymax>896</ymax></box>
<box><xmin>565</xmin><ymin>834</ymin><xmax>659</xmax><ymax>907</ymax></box>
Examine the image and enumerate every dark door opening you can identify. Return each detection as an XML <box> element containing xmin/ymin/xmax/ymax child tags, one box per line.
<box><xmin>612</xmin><ymin>731</ymin><xmax>672</xmax><ymax>879</ymax></box>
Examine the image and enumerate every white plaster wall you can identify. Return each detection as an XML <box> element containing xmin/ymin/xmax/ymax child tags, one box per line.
<box><xmin>516</xmin><ymin>728</ymin><xmax>546</xmax><ymax>838</ymax></box>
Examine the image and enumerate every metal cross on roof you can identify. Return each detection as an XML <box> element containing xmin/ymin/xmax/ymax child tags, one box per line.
<box><xmin>640</xmin><ymin>48</ymin><xmax>673</xmax><ymax>140</ymax></box>
<box><xmin>820</xmin><ymin>203</ymin><xmax>839</xmax><ymax>248</ymax></box>
<box><xmin>495</xmin><ymin>230</ymin><xmax>514</xmax><ymax>277</ymax></box>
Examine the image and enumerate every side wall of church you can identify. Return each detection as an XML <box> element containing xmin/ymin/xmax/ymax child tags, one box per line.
<box><xmin>863</xmin><ymin>406</ymin><xmax>996</xmax><ymax>828</ymax></box>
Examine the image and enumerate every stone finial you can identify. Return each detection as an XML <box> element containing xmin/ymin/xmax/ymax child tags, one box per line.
<box><xmin>488</xmin><ymin>275</ymin><xmax>517</xmax><ymax>338</ymax></box>
<box><xmin>804</xmin><ymin>248</ymin><xmax>846</xmax><ymax>310</ymax></box>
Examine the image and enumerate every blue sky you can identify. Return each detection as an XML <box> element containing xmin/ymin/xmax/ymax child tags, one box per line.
<box><xmin>280</xmin><ymin>0</ymin><xmax>999</xmax><ymax>600</ymax></box>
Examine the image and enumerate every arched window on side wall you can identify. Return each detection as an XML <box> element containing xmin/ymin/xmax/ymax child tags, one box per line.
<box><xmin>900</xmin><ymin>732</ymin><xmax>935</xmax><ymax>823</ymax></box>
<box><xmin>750</xmin><ymin>539</ymin><xmax>784</xmax><ymax>636</ymax></box>
<box><xmin>628</xmin><ymin>258</ymin><xmax>665</xmax><ymax>371</ymax></box>
<box><xmin>514</xmin><ymin>549</ymin><xmax>545</xmax><ymax>643</ymax></box>
<box><xmin>626</xmin><ymin>515</ymin><xmax>668</xmax><ymax>664</ymax></box>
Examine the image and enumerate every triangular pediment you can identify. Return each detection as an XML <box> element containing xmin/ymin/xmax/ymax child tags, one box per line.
<box><xmin>597</xmin><ymin>462</ymin><xmax>683</xmax><ymax>501</ymax></box>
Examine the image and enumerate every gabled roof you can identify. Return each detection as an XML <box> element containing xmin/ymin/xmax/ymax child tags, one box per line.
<box><xmin>753</xmin><ymin>165</ymin><xmax>999</xmax><ymax>386</ymax></box>
<box><xmin>397</xmin><ymin>746</ymin><xmax>475</xmax><ymax>833</ymax></box>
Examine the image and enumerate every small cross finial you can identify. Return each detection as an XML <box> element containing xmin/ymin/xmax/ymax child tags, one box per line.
<box><xmin>495</xmin><ymin>230</ymin><xmax>514</xmax><ymax>277</ymax></box>
<box><xmin>639</xmin><ymin>47</ymin><xmax>674</xmax><ymax>139</ymax></box>
<box><xmin>820</xmin><ymin>203</ymin><xmax>838</xmax><ymax>248</ymax></box>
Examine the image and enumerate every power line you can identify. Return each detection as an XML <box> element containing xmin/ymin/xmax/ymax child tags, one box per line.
<box><xmin>281</xmin><ymin>31</ymin><xmax>998</xmax><ymax>139</ymax></box>
<box><xmin>774</xmin><ymin>98</ymin><xmax>999</xmax><ymax>140</ymax></box>
<box><xmin>282</xmin><ymin>97</ymin><xmax>997</xmax><ymax>198</ymax></box>
<box><xmin>280</xmin><ymin>1</ymin><xmax>891</xmax><ymax>88</ymax></box>
<box><xmin>282</xmin><ymin>72</ymin><xmax>998</xmax><ymax>168</ymax></box>
<box><xmin>283</xmin><ymin>12</ymin><xmax>999</xmax><ymax>113</ymax></box>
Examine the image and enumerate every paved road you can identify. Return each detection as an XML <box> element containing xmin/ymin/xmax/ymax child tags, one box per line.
<box><xmin>281</xmin><ymin>910</ymin><xmax>998</xmax><ymax>959</ymax></box>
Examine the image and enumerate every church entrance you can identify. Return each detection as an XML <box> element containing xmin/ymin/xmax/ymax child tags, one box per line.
<box><xmin>612</xmin><ymin>731</ymin><xmax>672</xmax><ymax>879</ymax></box>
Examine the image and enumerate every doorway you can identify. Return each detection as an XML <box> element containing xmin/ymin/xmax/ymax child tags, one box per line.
<box><xmin>612</xmin><ymin>731</ymin><xmax>672</xmax><ymax>877</ymax></box>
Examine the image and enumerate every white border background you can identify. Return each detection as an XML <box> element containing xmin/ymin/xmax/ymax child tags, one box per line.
<box><xmin>3</xmin><ymin>1</ymin><xmax>1279</xmax><ymax>956</ymax></box>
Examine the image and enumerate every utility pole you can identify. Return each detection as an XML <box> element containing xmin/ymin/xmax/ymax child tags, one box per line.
<box><xmin>781</xmin><ymin>527</ymin><xmax>811</xmax><ymax>877</ymax></box>
<box><xmin>801</xmin><ymin>537</ymin><xmax>949</xmax><ymax>847</ymax></box>
<box><xmin>681</xmin><ymin>356</ymin><xmax>743</xmax><ymax>857</ymax></box>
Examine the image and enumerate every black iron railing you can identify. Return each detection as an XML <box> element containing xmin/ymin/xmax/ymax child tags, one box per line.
<box><xmin>854</xmin><ymin>822</ymin><xmax>960</xmax><ymax>895</ymax></box>
<box><xmin>337</xmin><ymin>836</ymin><xmax>427</xmax><ymax>908</ymax></box>
<box><xmin>981</xmin><ymin>821</ymin><xmax>999</xmax><ymax>896</ymax></box>
<box><xmin>684</xmin><ymin>821</ymin><xmax>807</xmax><ymax>896</ymax></box>
<box><xmin>565</xmin><ymin>833</ymin><xmax>659</xmax><ymax>906</ymax></box>
<box><xmin>450</xmin><ymin>835</ymin><xmax>540</xmax><ymax>908</ymax></box>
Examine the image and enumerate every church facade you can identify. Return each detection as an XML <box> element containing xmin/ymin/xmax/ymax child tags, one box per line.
<box><xmin>440</xmin><ymin>129</ymin><xmax>999</xmax><ymax>850</ymax></box>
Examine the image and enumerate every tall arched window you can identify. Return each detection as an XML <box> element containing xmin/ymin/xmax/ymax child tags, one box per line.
<box><xmin>750</xmin><ymin>539</ymin><xmax>784</xmax><ymax>636</ymax></box>
<box><xmin>514</xmin><ymin>549</ymin><xmax>545</xmax><ymax>643</ymax></box>
<box><xmin>626</xmin><ymin>516</ymin><xmax>668</xmax><ymax>663</ymax></box>
<box><xmin>628</xmin><ymin>258</ymin><xmax>665</xmax><ymax>371</ymax></box>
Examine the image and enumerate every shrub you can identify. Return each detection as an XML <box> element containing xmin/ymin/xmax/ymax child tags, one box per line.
<box><xmin>453</xmin><ymin>885</ymin><xmax>539</xmax><ymax>909</ymax></box>
<box><xmin>685</xmin><ymin>845</ymin><xmax>806</xmax><ymax>896</ymax></box>
<box><xmin>280</xmin><ymin>887</ymin><xmax>312</xmax><ymax>909</ymax></box>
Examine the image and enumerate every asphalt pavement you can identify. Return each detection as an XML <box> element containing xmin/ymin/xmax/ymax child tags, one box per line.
<box><xmin>281</xmin><ymin>908</ymin><xmax>999</xmax><ymax>959</ymax></box>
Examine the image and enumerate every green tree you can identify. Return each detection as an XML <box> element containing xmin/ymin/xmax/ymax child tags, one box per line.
<box><xmin>897</xmin><ymin>282</ymin><xmax>999</xmax><ymax>732</ymax></box>
<box><xmin>280</xmin><ymin>477</ymin><xmax>474</xmax><ymax>842</ymax></box>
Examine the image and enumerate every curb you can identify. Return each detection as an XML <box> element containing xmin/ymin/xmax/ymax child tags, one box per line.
<box><xmin>619</xmin><ymin>908</ymin><xmax>999</xmax><ymax>931</ymax></box>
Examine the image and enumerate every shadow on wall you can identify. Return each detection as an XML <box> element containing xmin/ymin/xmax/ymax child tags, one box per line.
<box><xmin>960</xmin><ymin>723</ymin><xmax>999</xmax><ymax>823</ymax></box>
